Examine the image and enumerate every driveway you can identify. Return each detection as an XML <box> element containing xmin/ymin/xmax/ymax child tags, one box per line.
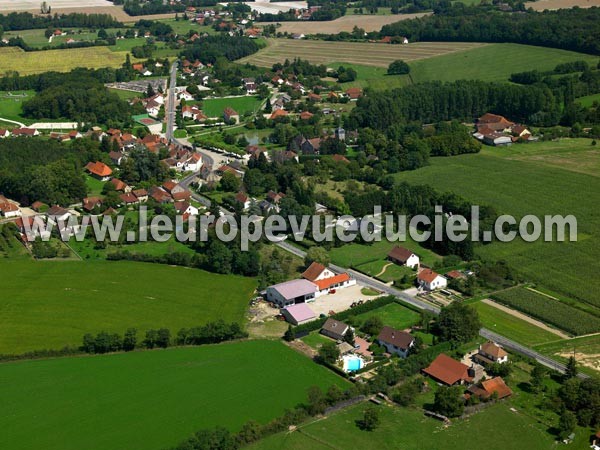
<box><xmin>307</xmin><ymin>284</ymin><xmax>380</xmax><ymax>316</ymax></box>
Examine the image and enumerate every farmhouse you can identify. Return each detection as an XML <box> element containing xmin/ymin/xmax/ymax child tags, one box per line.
<box><xmin>473</xmin><ymin>341</ymin><xmax>509</xmax><ymax>365</ymax></box>
<box><xmin>12</xmin><ymin>127</ymin><xmax>39</xmax><ymax>137</ymax></box>
<box><xmin>82</xmin><ymin>196</ymin><xmax>103</xmax><ymax>212</ymax></box>
<box><xmin>266</xmin><ymin>279</ymin><xmax>318</xmax><ymax>307</ymax></box>
<box><xmin>313</xmin><ymin>273</ymin><xmax>354</xmax><ymax>296</ymax></box>
<box><xmin>387</xmin><ymin>246</ymin><xmax>420</xmax><ymax>269</ymax></box>
<box><xmin>417</xmin><ymin>269</ymin><xmax>447</xmax><ymax>291</ymax></box>
<box><xmin>0</xmin><ymin>200</ymin><xmax>21</xmax><ymax>218</ymax></box>
<box><xmin>223</xmin><ymin>107</ymin><xmax>239</xmax><ymax>124</ymax></box>
<box><xmin>302</xmin><ymin>262</ymin><xmax>335</xmax><ymax>281</ymax></box>
<box><xmin>345</xmin><ymin>87</ymin><xmax>363</xmax><ymax>100</ymax></box>
<box><xmin>0</xmin><ymin>129</ymin><xmax>9</xmax><ymax>138</ymax></box>
<box><xmin>423</xmin><ymin>353</ymin><xmax>473</xmax><ymax>386</ymax></box>
<box><xmin>281</xmin><ymin>303</ymin><xmax>316</xmax><ymax>325</ymax></box>
<box><xmin>85</xmin><ymin>161</ymin><xmax>113</xmax><ymax>181</ymax></box>
<box><xmin>377</xmin><ymin>326</ymin><xmax>415</xmax><ymax>358</ymax></box>
<box><xmin>300</xmin><ymin>137</ymin><xmax>322</xmax><ymax>155</ymax></box>
<box><xmin>320</xmin><ymin>318</ymin><xmax>351</xmax><ymax>341</ymax></box>
<box><xmin>467</xmin><ymin>377</ymin><xmax>513</xmax><ymax>400</ymax></box>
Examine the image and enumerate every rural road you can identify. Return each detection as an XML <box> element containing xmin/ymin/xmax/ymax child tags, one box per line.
<box><xmin>0</xmin><ymin>117</ymin><xmax>25</xmax><ymax>128</ymax></box>
<box><xmin>165</xmin><ymin>60</ymin><xmax>178</xmax><ymax>143</ymax></box>
<box><xmin>274</xmin><ymin>240</ymin><xmax>587</xmax><ymax>378</ymax></box>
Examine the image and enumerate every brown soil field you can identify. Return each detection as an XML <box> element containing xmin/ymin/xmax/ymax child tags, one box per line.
<box><xmin>258</xmin><ymin>12</ymin><xmax>431</xmax><ymax>34</ymax></box>
<box><xmin>238</xmin><ymin>38</ymin><xmax>487</xmax><ymax>68</ymax></box>
<box><xmin>525</xmin><ymin>0</ymin><xmax>600</xmax><ymax>9</ymax></box>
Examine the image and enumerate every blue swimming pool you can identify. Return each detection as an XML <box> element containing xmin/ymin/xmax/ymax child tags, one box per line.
<box><xmin>343</xmin><ymin>355</ymin><xmax>364</xmax><ymax>372</ymax></box>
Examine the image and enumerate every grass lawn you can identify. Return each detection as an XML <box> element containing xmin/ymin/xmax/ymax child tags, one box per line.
<box><xmin>301</xmin><ymin>332</ymin><xmax>333</xmax><ymax>349</ymax></box>
<box><xmin>202</xmin><ymin>96</ymin><xmax>263</xmax><ymax>118</ymax></box>
<box><xmin>409</xmin><ymin>43</ymin><xmax>599</xmax><ymax>83</ymax></box>
<box><xmin>533</xmin><ymin>334</ymin><xmax>600</xmax><ymax>375</ymax></box>
<box><xmin>250</xmin><ymin>401</ymin><xmax>559</xmax><ymax>450</ymax></box>
<box><xmin>0</xmin><ymin>340</ymin><xmax>348</xmax><ymax>450</ymax></box>
<box><xmin>353</xmin><ymin>302</ymin><xmax>421</xmax><ymax>330</ymax></box>
<box><xmin>576</xmin><ymin>92</ymin><xmax>600</xmax><ymax>108</ymax></box>
<box><xmin>472</xmin><ymin>301</ymin><xmax>562</xmax><ymax>347</ymax></box>
<box><xmin>355</xmin><ymin>259</ymin><xmax>414</xmax><ymax>283</ymax></box>
<box><xmin>0</xmin><ymin>260</ymin><xmax>256</xmax><ymax>355</ymax></box>
<box><xmin>85</xmin><ymin>174</ymin><xmax>106</xmax><ymax>196</ymax></box>
<box><xmin>0</xmin><ymin>232</ymin><xmax>30</xmax><ymax>259</ymax></box>
<box><xmin>108</xmin><ymin>87</ymin><xmax>142</xmax><ymax>100</ymax></box>
<box><xmin>0</xmin><ymin>90</ymin><xmax>35</xmax><ymax>124</ymax></box>
<box><xmin>328</xmin><ymin>62</ymin><xmax>410</xmax><ymax>90</ymax></box>
<box><xmin>109</xmin><ymin>37</ymin><xmax>147</xmax><ymax>52</ymax></box>
<box><xmin>330</xmin><ymin>238</ymin><xmax>441</xmax><ymax>268</ymax></box>
<box><xmin>394</xmin><ymin>139</ymin><xmax>600</xmax><ymax>311</ymax></box>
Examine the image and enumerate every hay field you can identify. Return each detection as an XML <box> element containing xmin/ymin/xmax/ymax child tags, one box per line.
<box><xmin>259</xmin><ymin>12</ymin><xmax>430</xmax><ymax>34</ymax></box>
<box><xmin>525</xmin><ymin>0</ymin><xmax>600</xmax><ymax>9</ymax></box>
<box><xmin>0</xmin><ymin>0</ymin><xmax>112</xmax><ymax>10</ymax></box>
<box><xmin>238</xmin><ymin>39</ymin><xmax>487</xmax><ymax>68</ymax></box>
<box><xmin>0</xmin><ymin>47</ymin><xmax>131</xmax><ymax>75</ymax></box>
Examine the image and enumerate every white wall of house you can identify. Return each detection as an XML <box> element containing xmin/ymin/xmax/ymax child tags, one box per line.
<box><xmin>405</xmin><ymin>254</ymin><xmax>420</xmax><ymax>269</ymax></box>
<box><xmin>378</xmin><ymin>339</ymin><xmax>414</xmax><ymax>358</ymax></box>
<box><xmin>421</xmin><ymin>275</ymin><xmax>447</xmax><ymax>291</ymax></box>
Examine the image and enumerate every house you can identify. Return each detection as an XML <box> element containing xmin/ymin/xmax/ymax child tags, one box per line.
<box><xmin>132</xmin><ymin>189</ymin><xmax>148</xmax><ymax>202</ymax></box>
<box><xmin>335</xmin><ymin>127</ymin><xmax>345</xmax><ymax>141</ymax></box>
<box><xmin>85</xmin><ymin>161</ymin><xmax>112</xmax><ymax>181</ymax></box>
<box><xmin>119</xmin><ymin>192</ymin><xmax>138</xmax><ymax>206</ymax></box>
<box><xmin>234</xmin><ymin>191</ymin><xmax>251</xmax><ymax>210</ymax></box>
<box><xmin>31</xmin><ymin>201</ymin><xmax>47</xmax><ymax>212</ymax></box>
<box><xmin>422</xmin><ymin>353</ymin><xmax>473</xmax><ymax>386</ymax></box>
<box><xmin>110</xmin><ymin>178</ymin><xmax>130</xmax><ymax>192</ymax></box>
<box><xmin>177</xmin><ymin>89</ymin><xmax>194</xmax><ymax>101</ymax></box>
<box><xmin>473</xmin><ymin>342</ymin><xmax>509</xmax><ymax>365</ymax></box>
<box><xmin>302</xmin><ymin>261</ymin><xmax>335</xmax><ymax>281</ymax></box>
<box><xmin>512</xmin><ymin>124</ymin><xmax>531</xmax><ymax>137</ymax></box>
<box><xmin>0</xmin><ymin>129</ymin><xmax>9</xmax><ymax>138</ymax></box>
<box><xmin>0</xmin><ymin>200</ymin><xmax>21</xmax><ymax>218</ymax></box>
<box><xmin>387</xmin><ymin>246</ymin><xmax>420</xmax><ymax>269</ymax></box>
<box><xmin>182</xmin><ymin>153</ymin><xmax>202</xmax><ymax>171</ymax></box>
<box><xmin>12</xmin><ymin>127</ymin><xmax>39</xmax><ymax>137</ymax></box>
<box><xmin>175</xmin><ymin>200</ymin><xmax>198</xmax><ymax>216</ymax></box>
<box><xmin>445</xmin><ymin>270</ymin><xmax>466</xmax><ymax>280</ymax></box>
<box><xmin>313</xmin><ymin>273</ymin><xmax>355</xmax><ymax>296</ymax></box>
<box><xmin>345</xmin><ymin>87</ymin><xmax>363</xmax><ymax>100</ymax></box>
<box><xmin>417</xmin><ymin>269</ymin><xmax>447</xmax><ymax>291</ymax></box>
<box><xmin>299</xmin><ymin>111</ymin><xmax>314</xmax><ymax>121</ymax></box>
<box><xmin>320</xmin><ymin>318</ymin><xmax>351</xmax><ymax>341</ymax></box>
<box><xmin>307</xmin><ymin>93</ymin><xmax>321</xmax><ymax>102</ymax></box>
<box><xmin>467</xmin><ymin>377</ymin><xmax>513</xmax><ymax>400</ymax></box>
<box><xmin>301</xmin><ymin>137</ymin><xmax>321</xmax><ymax>155</ymax></box>
<box><xmin>269</xmin><ymin>109</ymin><xmax>288</xmax><ymax>120</ymax></box>
<box><xmin>377</xmin><ymin>326</ymin><xmax>415</xmax><ymax>358</ymax></box>
<box><xmin>281</xmin><ymin>302</ymin><xmax>316</xmax><ymax>325</ymax></box>
<box><xmin>182</xmin><ymin>105</ymin><xmax>207</xmax><ymax>122</ymax></box>
<box><xmin>223</xmin><ymin>107</ymin><xmax>239</xmax><ymax>124</ymax></box>
<box><xmin>266</xmin><ymin>279</ymin><xmax>318</xmax><ymax>307</ymax></box>
<box><xmin>332</xmin><ymin>154</ymin><xmax>349</xmax><ymax>164</ymax></box>
<box><xmin>46</xmin><ymin>205</ymin><xmax>71</xmax><ymax>223</ymax></box>
<box><xmin>477</xmin><ymin>113</ymin><xmax>514</xmax><ymax>132</ymax></box>
<box><xmin>108</xmin><ymin>151</ymin><xmax>124</xmax><ymax>166</ymax></box>
<box><xmin>267</xmin><ymin>191</ymin><xmax>285</xmax><ymax>204</ymax></box>
<box><xmin>149</xmin><ymin>186</ymin><xmax>172</xmax><ymax>203</ymax></box>
<box><xmin>82</xmin><ymin>196</ymin><xmax>103</xmax><ymax>212</ymax></box>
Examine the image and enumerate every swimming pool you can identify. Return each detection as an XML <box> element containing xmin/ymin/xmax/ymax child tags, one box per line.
<box><xmin>342</xmin><ymin>354</ymin><xmax>364</xmax><ymax>372</ymax></box>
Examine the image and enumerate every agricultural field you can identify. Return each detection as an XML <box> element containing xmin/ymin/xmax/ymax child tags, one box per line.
<box><xmin>408</xmin><ymin>43</ymin><xmax>599</xmax><ymax>83</ymax></box>
<box><xmin>394</xmin><ymin>139</ymin><xmax>600</xmax><ymax>312</ymax></box>
<box><xmin>0</xmin><ymin>260</ymin><xmax>256</xmax><ymax>355</ymax></box>
<box><xmin>0</xmin><ymin>90</ymin><xmax>34</xmax><ymax>124</ymax></box>
<box><xmin>237</xmin><ymin>39</ymin><xmax>488</xmax><ymax>69</ymax></box>
<box><xmin>352</xmin><ymin>302</ymin><xmax>421</xmax><ymax>331</ymax></box>
<box><xmin>491</xmin><ymin>287</ymin><xmax>600</xmax><ymax>336</ymax></box>
<box><xmin>329</xmin><ymin>62</ymin><xmax>410</xmax><ymax>90</ymax></box>
<box><xmin>0</xmin><ymin>47</ymin><xmax>131</xmax><ymax>75</ymax></box>
<box><xmin>472</xmin><ymin>301</ymin><xmax>565</xmax><ymax>346</ymax></box>
<box><xmin>201</xmin><ymin>95</ymin><xmax>263</xmax><ymax>118</ymax></box>
<box><xmin>329</xmin><ymin>238</ymin><xmax>442</xmax><ymax>269</ymax></box>
<box><xmin>525</xmin><ymin>0</ymin><xmax>600</xmax><ymax>10</ymax></box>
<box><xmin>533</xmin><ymin>334</ymin><xmax>600</xmax><ymax>374</ymax></box>
<box><xmin>576</xmin><ymin>92</ymin><xmax>600</xmax><ymax>108</ymax></box>
<box><xmin>354</xmin><ymin>259</ymin><xmax>413</xmax><ymax>283</ymax></box>
<box><xmin>262</xmin><ymin>12</ymin><xmax>430</xmax><ymax>34</ymax></box>
<box><xmin>250</xmin><ymin>402</ymin><xmax>561</xmax><ymax>450</ymax></box>
<box><xmin>0</xmin><ymin>340</ymin><xmax>348</xmax><ymax>450</ymax></box>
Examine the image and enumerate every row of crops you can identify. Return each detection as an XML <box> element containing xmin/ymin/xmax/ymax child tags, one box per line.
<box><xmin>492</xmin><ymin>287</ymin><xmax>600</xmax><ymax>336</ymax></box>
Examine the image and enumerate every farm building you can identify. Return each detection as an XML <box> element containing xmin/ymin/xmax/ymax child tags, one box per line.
<box><xmin>266</xmin><ymin>279</ymin><xmax>318</xmax><ymax>307</ymax></box>
<box><xmin>320</xmin><ymin>318</ymin><xmax>351</xmax><ymax>341</ymax></box>
<box><xmin>85</xmin><ymin>161</ymin><xmax>113</xmax><ymax>181</ymax></box>
<box><xmin>281</xmin><ymin>303</ymin><xmax>316</xmax><ymax>325</ymax></box>
<box><xmin>377</xmin><ymin>326</ymin><xmax>415</xmax><ymax>358</ymax></box>
<box><xmin>302</xmin><ymin>262</ymin><xmax>336</xmax><ymax>282</ymax></box>
<box><xmin>473</xmin><ymin>342</ymin><xmax>509</xmax><ymax>365</ymax></box>
<box><xmin>387</xmin><ymin>246</ymin><xmax>420</xmax><ymax>269</ymax></box>
<box><xmin>417</xmin><ymin>269</ymin><xmax>447</xmax><ymax>291</ymax></box>
<box><xmin>422</xmin><ymin>353</ymin><xmax>473</xmax><ymax>386</ymax></box>
<box><xmin>467</xmin><ymin>377</ymin><xmax>513</xmax><ymax>400</ymax></box>
<box><xmin>313</xmin><ymin>273</ymin><xmax>355</xmax><ymax>296</ymax></box>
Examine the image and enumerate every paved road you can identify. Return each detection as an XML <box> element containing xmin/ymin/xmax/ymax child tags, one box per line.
<box><xmin>165</xmin><ymin>60</ymin><xmax>178</xmax><ymax>143</ymax></box>
<box><xmin>274</xmin><ymin>240</ymin><xmax>587</xmax><ymax>377</ymax></box>
<box><xmin>0</xmin><ymin>116</ymin><xmax>25</xmax><ymax>128</ymax></box>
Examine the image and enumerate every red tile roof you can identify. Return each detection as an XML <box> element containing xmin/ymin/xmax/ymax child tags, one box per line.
<box><xmin>418</xmin><ymin>268</ymin><xmax>440</xmax><ymax>284</ymax></box>
<box><xmin>481</xmin><ymin>377</ymin><xmax>512</xmax><ymax>399</ymax></box>
<box><xmin>302</xmin><ymin>262</ymin><xmax>327</xmax><ymax>281</ymax></box>
<box><xmin>377</xmin><ymin>326</ymin><xmax>414</xmax><ymax>350</ymax></box>
<box><xmin>388</xmin><ymin>245</ymin><xmax>415</xmax><ymax>263</ymax></box>
<box><xmin>313</xmin><ymin>273</ymin><xmax>350</xmax><ymax>291</ymax></box>
<box><xmin>423</xmin><ymin>354</ymin><xmax>472</xmax><ymax>385</ymax></box>
<box><xmin>85</xmin><ymin>161</ymin><xmax>112</xmax><ymax>178</ymax></box>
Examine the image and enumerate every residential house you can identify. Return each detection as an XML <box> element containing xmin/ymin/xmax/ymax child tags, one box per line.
<box><xmin>119</xmin><ymin>192</ymin><xmax>139</xmax><ymax>206</ymax></box>
<box><xmin>12</xmin><ymin>127</ymin><xmax>39</xmax><ymax>137</ymax></box>
<box><xmin>473</xmin><ymin>342</ymin><xmax>509</xmax><ymax>365</ymax></box>
<box><xmin>332</xmin><ymin>154</ymin><xmax>349</xmax><ymax>164</ymax></box>
<box><xmin>269</xmin><ymin>109</ymin><xmax>289</xmax><ymax>120</ymax></box>
<box><xmin>387</xmin><ymin>246</ymin><xmax>420</xmax><ymax>269</ymax></box>
<box><xmin>0</xmin><ymin>129</ymin><xmax>9</xmax><ymax>138</ymax></box>
<box><xmin>0</xmin><ymin>200</ymin><xmax>21</xmax><ymax>218</ymax></box>
<box><xmin>335</xmin><ymin>127</ymin><xmax>345</xmax><ymax>141</ymax></box>
<box><xmin>321</xmin><ymin>318</ymin><xmax>351</xmax><ymax>341</ymax></box>
<box><xmin>132</xmin><ymin>189</ymin><xmax>148</xmax><ymax>203</ymax></box>
<box><xmin>110</xmin><ymin>178</ymin><xmax>131</xmax><ymax>193</ymax></box>
<box><xmin>281</xmin><ymin>302</ymin><xmax>316</xmax><ymax>325</ymax></box>
<box><xmin>266</xmin><ymin>279</ymin><xmax>318</xmax><ymax>307</ymax></box>
<box><xmin>31</xmin><ymin>201</ymin><xmax>47</xmax><ymax>212</ymax></box>
<box><xmin>377</xmin><ymin>326</ymin><xmax>415</xmax><ymax>358</ymax></box>
<box><xmin>301</xmin><ymin>137</ymin><xmax>321</xmax><ymax>155</ymax></box>
<box><xmin>182</xmin><ymin>153</ymin><xmax>202</xmax><ymax>171</ymax></box>
<box><xmin>467</xmin><ymin>377</ymin><xmax>513</xmax><ymax>400</ymax></box>
<box><xmin>267</xmin><ymin>190</ymin><xmax>285</xmax><ymax>204</ymax></box>
<box><xmin>422</xmin><ymin>353</ymin><xmax>473</xmax><ymax>386</ymax></box>
<box><xmin>223</xmin><ymin>107</ymin><xmax>239</xmax><ymax>124</ymax></box>
<box><xmin>85</xmin><ymin>161</ymin><xmax>113</xmax><ymax>181</ymax></box>
<box><xmin>313</xmin><ymin>273</ymin><xmax>355</xmax><ymax>296</ymax></box>
<box><xmin>149</xmin><ymin>186</ymin><xmax>172</xmax><ymax>203</ymax></box>
<box><xmin>345</xmin><ymin>87</ymin><xmax>363</xmax><ymax>100</ymax></box>
<box><xmin>174</xmin><ymin>200</ymin><xmax>198</xmax><ymax>216</ymax></box>
<box><xmin>234</xmin><ymin>191</ymin><xmax>251</xmax><ymax>211</ymax></box>
<box><xmin>82</xmin><ymin>196</ymin><xmax>103</xmax><ymax>213</ymax></box>
<box><xmin>299</xmin><ymin>111</ymin><xmax>314</xmax><ymax>121</ymax></box>
<box><xmin>302</xmin><ymin>261</ymin><xmax>335</xmax><ymax>282</ymax></box>
<box><xmin>109</xmin><ymin>151</ymin><xmax>125</xmax><ymax>166</ymax></box>
<box><xmin>417</xmin><ymin>269</ymin><xmax>447</xmax><ymax>290</ymax></box>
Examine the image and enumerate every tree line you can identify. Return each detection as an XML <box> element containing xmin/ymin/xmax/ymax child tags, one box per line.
<box><xmin>179</xmin><ymin>34</ymin><xmax>260</xmax><ymax>64</ymax></box>
<box><xmin>0</xmin><ymin>11</ymin><xmax>121</xmax><ymax>31</ymax></box>
<box><xmin>81</xmin><ymin>320</ymin><xmax>247</xmax><ymax>354</ymax></box>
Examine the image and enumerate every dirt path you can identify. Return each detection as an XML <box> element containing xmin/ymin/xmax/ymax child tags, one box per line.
<box><xmin>481</xmin><ymin>299</ymin><xmax>570</xmax><ymax>339</ymax></box>
<box><xmin>375</xmin><ymin>262</ymin><xmax>393</xmax><ymax>278</ymax></box>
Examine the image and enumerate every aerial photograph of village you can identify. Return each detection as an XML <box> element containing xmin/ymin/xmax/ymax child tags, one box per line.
<box><xmin>0</xmin><ymin>0</ymin><xmax>599</xmax><ymax>448</ymax></box>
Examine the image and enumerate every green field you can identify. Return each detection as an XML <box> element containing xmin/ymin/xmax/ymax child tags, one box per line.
<box><xmin>4</xmin><ymin>28</ymin><xmax>126</xmax><ymax>49</ymax></box>
<box><xmin>301</xmin><ymin>331</ymin><xmax>333</xmax><ymax>349</ymax></box>
<box><xmin>473</xmin><ymin>301</ymin><xmax>563</xmax><ymax>346</ymax></box>
<box><xmin>575</xmin><ymin>92</ymin><xmax>600</xmax><ymax>108</ymax></box>
<box><xmin>0</xmin><ymin>340</ymin><xmax>348</xmax><ymax>450</ymax></box>
<box><xmin>0</xmin><ymin>90</ymin><xmax>35</xmax><ymax>124</ymax></box>
<box><xmin>329</xmin><ymin>62</ymin><xmax>409</xmax><ymax>90</ymax></box>
<box><xmin>250</xmin><ymin>402</ymin><xmax>559</xmax><ymax>450</ymax></box>
<box><xmin>355</xmin><ymin>259</ymin><xmax>414</xmax><ymax>282</ymax></box>
<box><xmin>0</xmin><ymin>260</ymin><xmax>256</xmax><ymax>354</ymax></box>
<box><xmin>533</xmin><ymin>334</ymin><xmax>600</xmax><ymax>375</ymax></box>
<box><xmin>202</xmin><ymin>96</ymin><xmax>263</xmax><ymax>118</ymax></box>
<box><xmin>408</xmin><ymin>43</ymin><xmax>599</xmax><ymax>83</ymax></box>
<box><xmin>395</xmin><ymin>139</ymin><xmax>600</xmax><ymax>312</ymax></box>
<box><xmin>354</xmin><ymin>302</ymin><xmax>421</xmax><ymax>331</ymax></box>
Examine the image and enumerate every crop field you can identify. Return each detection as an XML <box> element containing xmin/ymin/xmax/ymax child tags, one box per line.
<box><xmin>353</xmin><ymin>302</ymin><xmax>421</xmax><ymax>330</ymax></box>
<box><xmin>237</xmin><ymin>39</ymin><xmax>488</xmax><ymax>68</ymax></box>
<box><xmin>262</xmin><ymin>12</ymin><xmax>431</xmax><ymax>34</ymax></box>
<box><xmin>0</xmin><ymin>0</ymin><xmax>113</xmax><ymax>10</ymax></box>
<box><xmin>0</xmin><ymin>340</ymin><xmax>347</xmax><ymax>450</ymax></box>
<box><xmin>329</xmin><ymin>62</ymin><xmax>410</xmax><ymax>90</ymax></box>
<box><xmin>0</xmin><ymin>260</ymin><xmax>256</xmax><ymax>355</ymax></box>
<box><xmin>202</xmin><ymin>95</ymin><xmax>263</xmax><ymax>118</ymax></box>
<box><xmin>0</xmin><ymin>47</ymin><xmax>131</xmax><ymax>75</ymax></box>
<box><xmin>525</xmin><ymin>0</ymin><xmax>600</xmax><ymax>10</ymax></box>
<box><xmin>576</xmin><ymin>92</ymin><xmax>600</xmax><ymax>108</ymax></box>
<box><xmin>491</xmin><ymin>287</ymin><xmax>600</xmax><ymax>336</ymax></box>
<box><xmin>473</xmin><ymin>301</ymin><xmax>564</xmax><ymax>346</ymax></box>
<box><xmin>408</xmin><ymin>43</ymin><xmax>599</xmax><ymax>83</ymax></box>
<box><xmin>533</xmin><ymin>334</ymin><xmax>600</xmax><ymax>374</ymax></box>
<box><xmin>394</xmin><ymin>139</ymin><xmax>600</xmax><ymax>312</ymax></box>
<box><xmin>249</xmin><ymin>402</ymin><xmax>558</xmax><ymax>450</ymax></box>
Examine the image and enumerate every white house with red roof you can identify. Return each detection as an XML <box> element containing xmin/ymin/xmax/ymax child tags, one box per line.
<box><xmin>417</xmin><ymin>268</ymin><xmax>447</xmax><ymax>291</ymax></box>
